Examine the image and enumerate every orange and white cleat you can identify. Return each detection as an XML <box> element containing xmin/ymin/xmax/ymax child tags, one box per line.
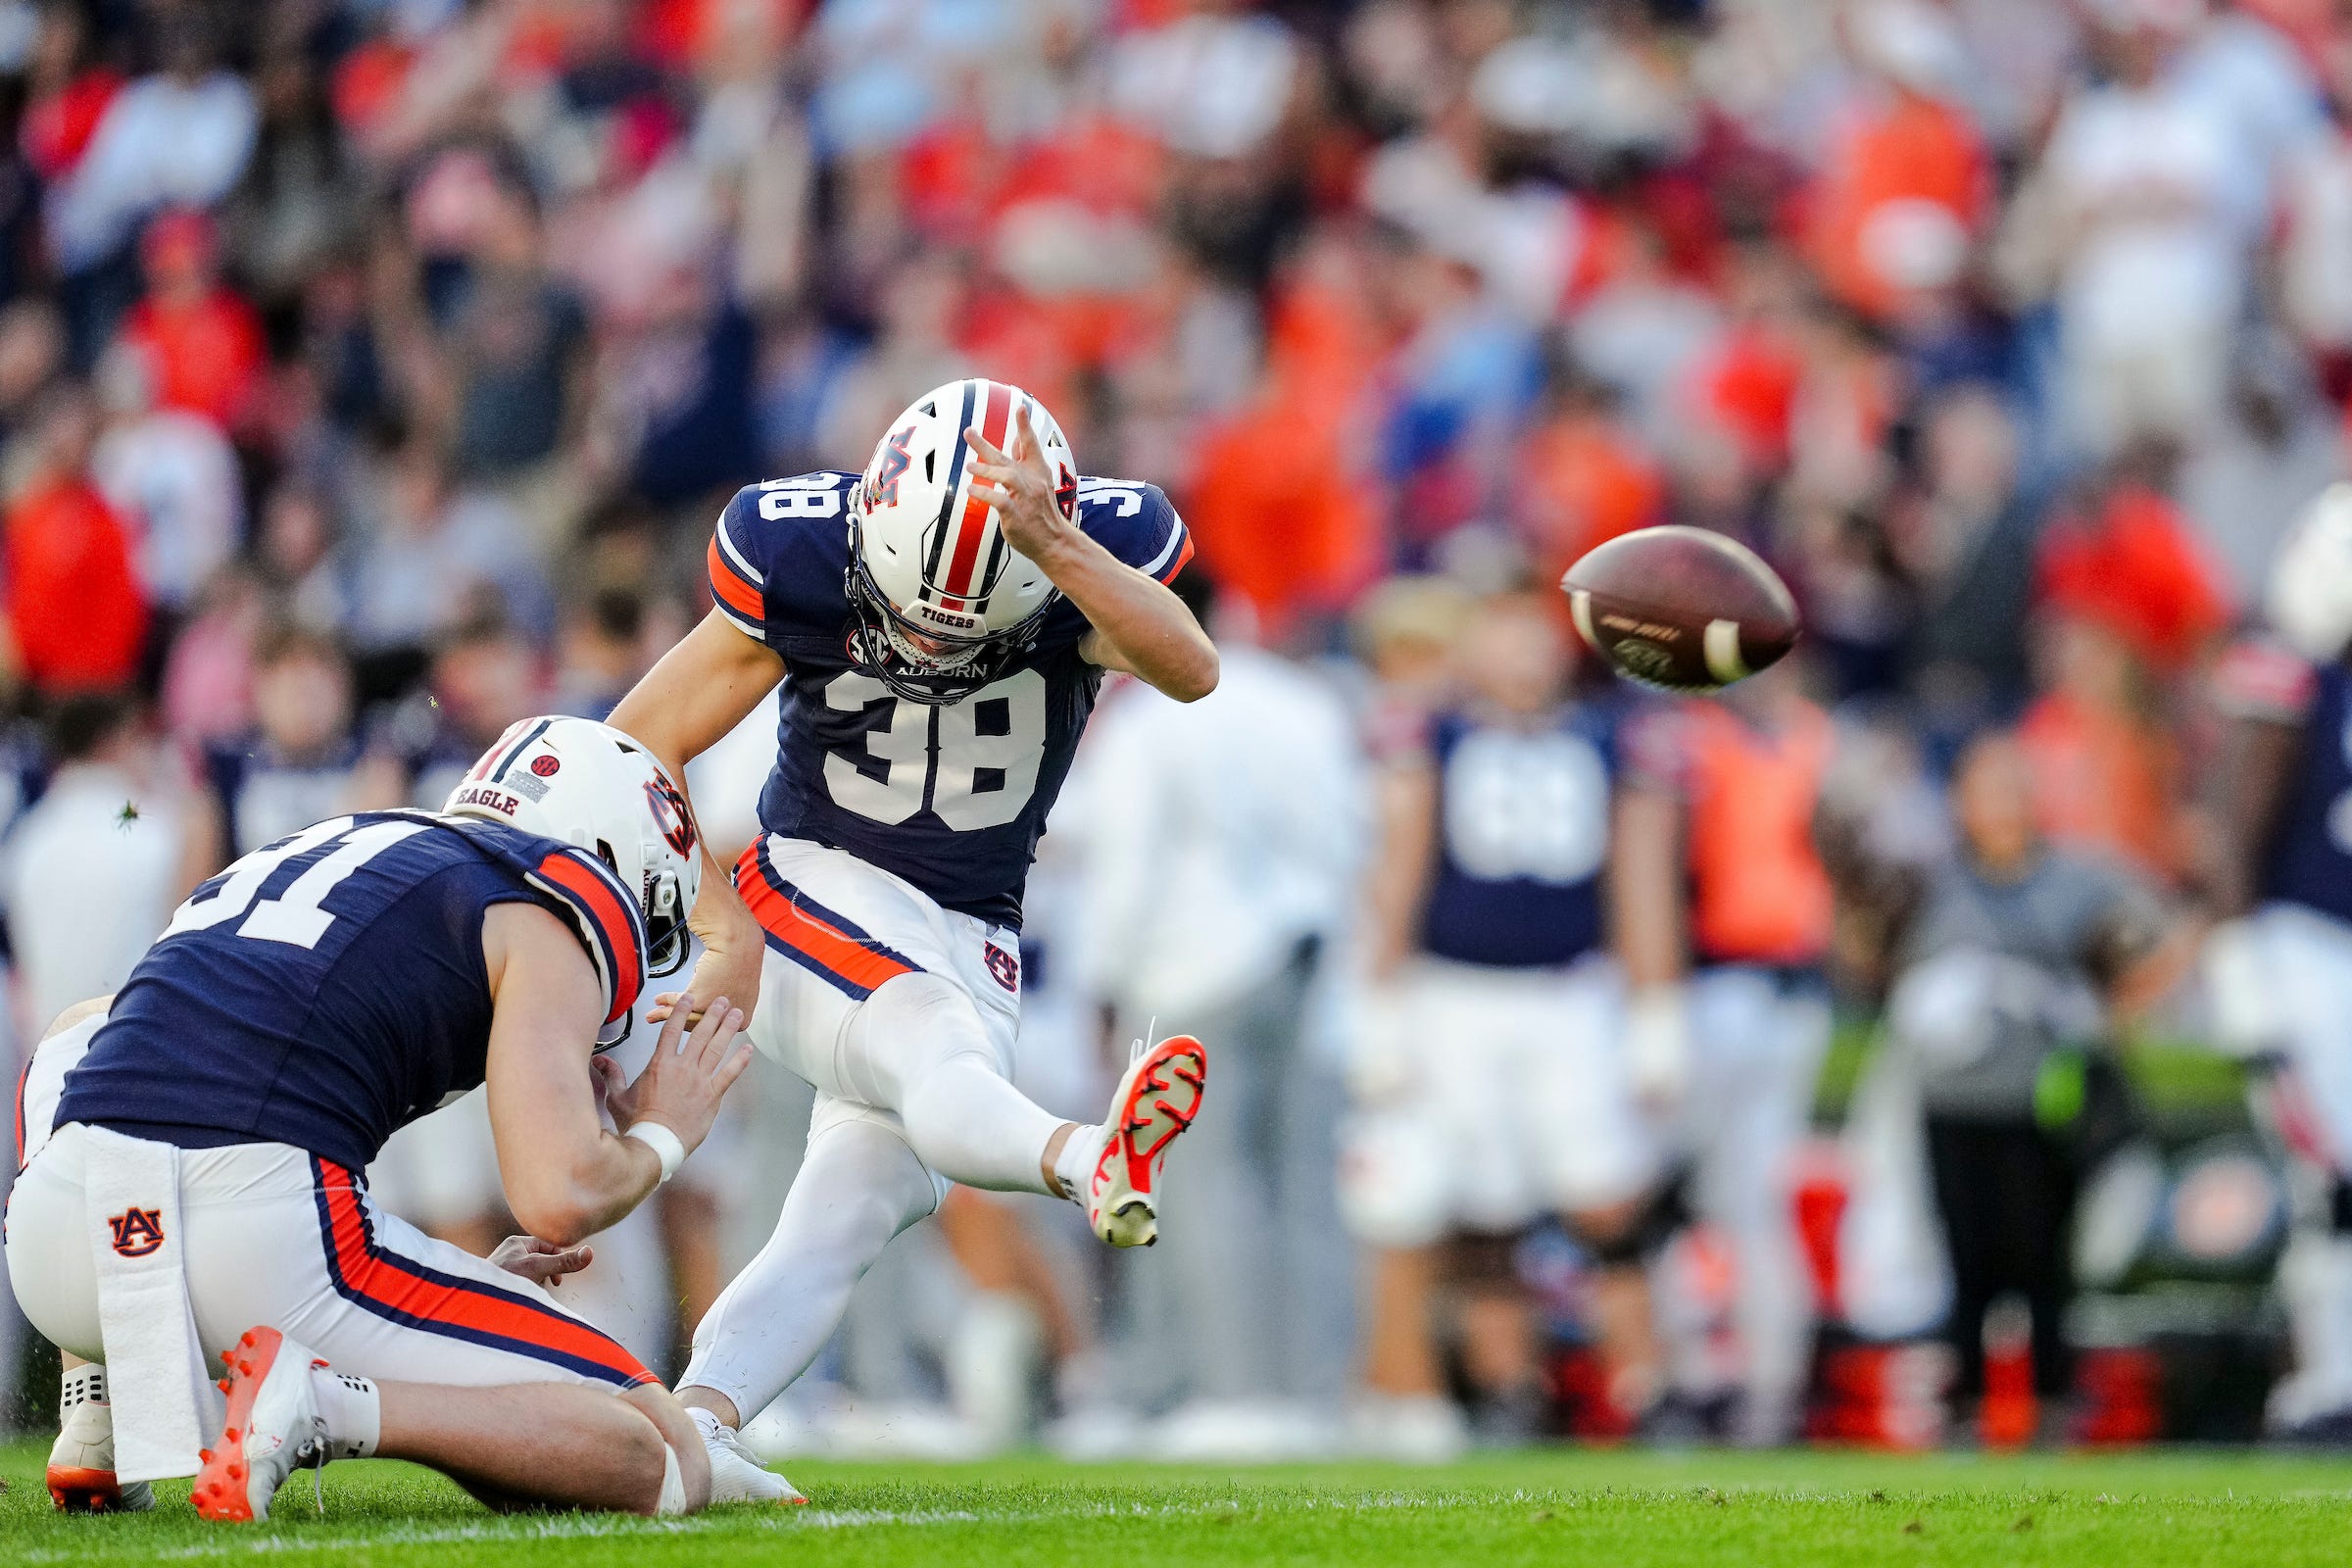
<box><xmin>47</xmin><ymin>1364</ymin><xmax>152</xmax><ymax>1512</ymax></box>
<box><xmin>193</xmin><ymin>1327</ymin><xmax>326</xmax><ymax>1523</ymax></box>
<box><xmin>1084</xmin><ymin>1034</ymin><xmax>1207</xmax><ymax>1248</ymax></box>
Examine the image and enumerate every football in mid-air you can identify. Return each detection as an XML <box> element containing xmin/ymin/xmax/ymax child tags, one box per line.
<box><xmin>1560</xmin><ymin>525</ymin><xmax>1799</xmax><ymax>693</ymax></box>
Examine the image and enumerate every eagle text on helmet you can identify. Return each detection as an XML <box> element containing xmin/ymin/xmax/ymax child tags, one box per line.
<box><xmin>443</xmin><ymin>716</ymin><xmax>702</xmax><ymax>981</ymax></box>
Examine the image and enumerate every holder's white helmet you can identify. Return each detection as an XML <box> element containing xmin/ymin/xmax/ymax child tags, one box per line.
<box><xmin>2269</xmin><ymin>484</ymin><xmax>2352</xmax><ymax>664</ymax></box>
<box><xmin>847</xmin><ymin>377</ymin><xmax>1076</xmax><ymax>704</ymax></box>
<box><xmin>444</xmin><ymin>716</ymin><xmax>701</xmax><ymax>980</ymax></box>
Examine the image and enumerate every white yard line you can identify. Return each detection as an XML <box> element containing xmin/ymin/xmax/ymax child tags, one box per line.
<box><xmin>10</xmin><ymin>1494</ymin><xmax>1483</xmax><ymax>1562</ymax></box>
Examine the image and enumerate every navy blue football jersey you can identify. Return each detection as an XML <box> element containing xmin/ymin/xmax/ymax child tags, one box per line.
<box><xmin>204</xmin><ymin>735</ymin><xmax>368</xmax><ymax>857</ymax></box>
<box><xmin>1419</xmin><ymin>706</ymin><xmax>1619</xmax><ymax>968</ymax></box>
<box><xmin>54</xmin><ymin>811</ymin><xmax>646</xmax><ymax>1173</ymax></box>
<box><xmin>706</xmin><ymin>469</ymin><xmax>1193</xmax><ymax>926</ymax></box>
<box><xmin>2258</xmin><ymin>658</ymin><xmax>2352</xmax><ymax>925</ymax></box>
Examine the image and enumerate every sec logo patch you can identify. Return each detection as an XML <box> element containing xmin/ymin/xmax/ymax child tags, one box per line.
<box><xmin>983</xmin><ymin>942</ymin><xmax>1019</xmax><ymax>993</ymax></box>
<box><xmin>531</xmin><ymin>755</ymin><xmax>562</xmax><ymax>777</ymax></box>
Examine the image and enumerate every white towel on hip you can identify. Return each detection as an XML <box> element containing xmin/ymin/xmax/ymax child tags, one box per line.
<box><xmin>83</xmin><ymin>1125</ymin><xmax>222</xmax><ymax>1482</ymax></box>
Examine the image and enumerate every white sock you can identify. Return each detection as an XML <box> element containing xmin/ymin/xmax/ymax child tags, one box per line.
<box><xmin>680</xmin><ymin>1119</ymin><xmax>939</xmax><ymax>1422</ymax></box>
<box><xmin>60</xmin><ymin>1361</ymin><xmax>108</xmax><ymax>1420</ymax></box>
<box><xmin>689</xmin><ymin>1403</ymin><xmax>733</xmax><ymax>1440</ymax></box>
<box><xmin>1053</xmin><ymin>1123</ymin><xmax>1104</xmax><ymax>1205</ymax></box>
<box><xmin>310</xmin><ymin>1367</ymin><xmax>380</xmax><ymax>1461</ymax></box>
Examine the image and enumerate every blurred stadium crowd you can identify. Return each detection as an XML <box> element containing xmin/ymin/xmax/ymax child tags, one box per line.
<box><xmin>7</xmin><ymin>0</ymin><xmax>2352</xmax><ymax>1458</ymax></box>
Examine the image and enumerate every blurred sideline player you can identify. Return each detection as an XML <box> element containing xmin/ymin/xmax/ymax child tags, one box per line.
<box><xmin>2200</xmin><ymin>485</ymin><xmax>2352</xmax><ymax>1438</ymax></box>
<box><xmin>4</xmin><ymin>694</ymin><xmax>209</xmax><ymax>1038</ymax></box>
<box><xmin>1616</xmin><ymin>661</ymin><xmax>1837</xmax><ymax>1445</ymax></box>
<box><xmin>196</xmin><ymin>624</ymin><xmax>390</xmax><ymax>866</ymax></box>
<box><xmin>1344</xmin><ymin>590</ymin><xmax>1666</xmax><ymax>1454</ymax></box>
<box><xmin>606</xmin><ymin>379</ymin><xmax>1218</xmax><ymax>1499</ymax></box>
<box><xmin>1075</xmin><ymin>570</ymin><xmax>1367</xmax><ymax>1449</ymax></box>
<box><xmin>8</xmin><ymin>718</ymin><xmax>743</xmax><ymax>1519</ymax></box>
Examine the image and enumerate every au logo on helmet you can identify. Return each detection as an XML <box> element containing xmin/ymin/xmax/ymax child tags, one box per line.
<box><xmin>644</xmin><ymin>775</ymin><xmax>697</xmax><ymax>858</ymax></box>
<box><xmin>869</xmin><ymin>425</ymin><xmax>915</xmax><ymax>510</ymax></box>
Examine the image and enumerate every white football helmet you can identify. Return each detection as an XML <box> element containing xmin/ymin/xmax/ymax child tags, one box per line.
<box><xmin>444</xmin><ymin>716</ymin><xmax>701</xmax><ymax>979</ymax></box>
<box><xmin>2269</xmin><ymin>483</ymin><xmax>2352</xmax><ymax>664</ymax></box>
<box><xmin>848</xmin><ymin>377</ymin><xmax>1076</xmax><ymax>704</ymax></box>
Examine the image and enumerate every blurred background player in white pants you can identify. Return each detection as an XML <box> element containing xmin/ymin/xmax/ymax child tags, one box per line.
<box><xmin>1344</xmin><ymin>590</ymin><xmax>1666</xmax><ymax>1454</ymax></box>
<box><xmin>1617</xmin><ymin>662</ymin><xmax>1838</xmax><ymax>1445</ymax></box>
<box><xmin>1074</xmin><ymin>571</ymin><xmax>1367</xmax><ymax>1456</ymax></box>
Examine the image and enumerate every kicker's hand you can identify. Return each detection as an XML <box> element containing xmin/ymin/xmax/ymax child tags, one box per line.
<box><xmin>599</xmin><ymin>993</ymin><xmax>752</xmax><ymax>1156</ymax></box>
<box><xmin>966</xmin><ymin>404</ymin><xmax>1076</xmax><ymax>564</ymax></box>
<box><xmin>650</xmin><ymin>902</ymin><xmax>763</xmax><ymax>1029</ymax></box>
<box><xmin>491</xmin><ymin>1235</ymin><xmax>594</xmax><ymax>1287</ymax></box>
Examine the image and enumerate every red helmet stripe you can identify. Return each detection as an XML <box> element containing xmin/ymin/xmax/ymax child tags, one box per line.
<box><xmin>939</xmin><ymin>380</ymin><xmax>1012</xmax><ymax>607</ymax></box>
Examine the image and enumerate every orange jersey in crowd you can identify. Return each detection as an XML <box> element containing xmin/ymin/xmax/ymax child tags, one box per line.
<box><xmin>1675</xmin><ymin>700</ymin><xmax>1836</xmax><ymax>967</ymax></box>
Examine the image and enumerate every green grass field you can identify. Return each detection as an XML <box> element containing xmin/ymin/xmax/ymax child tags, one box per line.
<box><xmin>6</xmin><ymin>1442</ymin><xmax>2352</xmax><ymax>1566</ymax></box>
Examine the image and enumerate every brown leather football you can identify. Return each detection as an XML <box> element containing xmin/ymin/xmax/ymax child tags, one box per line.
<box><xmin>1560</xmin><ymin>525</ymin><xmax>1799</xmax><ymax>693</ymax></box>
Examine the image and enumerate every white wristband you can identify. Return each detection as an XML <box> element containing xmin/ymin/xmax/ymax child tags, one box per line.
<box><xmin>624</xmin><ymin>1121</ymin><xmax>687</xmax><ymax>1185</ymax></box>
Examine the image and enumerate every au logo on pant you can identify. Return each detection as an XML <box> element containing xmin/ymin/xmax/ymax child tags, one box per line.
<box><xmin>107</xmin><ymin>1206</ymin><xmax>166</xmax><ymax>1257</ymax></box>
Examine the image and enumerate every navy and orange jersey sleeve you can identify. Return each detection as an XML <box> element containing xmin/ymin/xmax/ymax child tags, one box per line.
<box><xmin>448</xmin><ymin>815</ymin><xmax>649</xmax><ymax>1026</ymax></box>
<box><xmin>705</xmin><ymin>472</ymin><xmax>860</xmax><ymax>649</ymax></box>
<box><xmin>707</xmin><ymin>485</ymin><xmax>770</xmax><ymax>643</ymax></box>
<box><xmin>523</xmin><ymin>846</ymin><xmax>648</xmax><ymax>1026</ymax></box>
<box><xmin>1077</xmin><ymin>477</ymin><xmax>1193</xmax><ymax>582</ymax></box>
<box><xmin>1039</xmin><ymin>478</ymin><xmax>1194</xmax><ymax>646</ymax></box>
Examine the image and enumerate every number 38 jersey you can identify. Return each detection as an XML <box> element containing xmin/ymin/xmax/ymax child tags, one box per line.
<box><xmin>1417</xmin><ymin>705</ymin><xmax>1621</xmax><ymax>969</ymax></box>
<box><xmin>706</xmin><ymin>470</ymin><xmax>1193</xmax><ymax>927</ymax></box>
<box><xmin>53</xmin><ymin>812</ymin><xmax>647</xmax><ymax>1174</ymax></box>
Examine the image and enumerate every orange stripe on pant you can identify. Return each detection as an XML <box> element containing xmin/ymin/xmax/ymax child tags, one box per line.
<box><xmin>314</xmin><ymin>1161</ymin><xmax>653</xmax><ymax>1388</ymax></box>
<box><xmin>734</xmin><ymin>844</ymin><xmax>916</xmax><ymax>999</ymax></box>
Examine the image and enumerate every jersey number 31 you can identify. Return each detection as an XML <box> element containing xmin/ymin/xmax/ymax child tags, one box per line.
<box><xmin>165</xmin><ymin>817</ymin><xmax>427</xmax><ymax>948</ymax></box>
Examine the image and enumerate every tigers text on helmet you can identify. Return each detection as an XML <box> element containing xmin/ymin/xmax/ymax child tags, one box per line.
<box><xmin>2270</xmin><ymin>483</ymin><xmax>2352</xmax><ymax>664</ymax></box>
<box><xmin>847</xmin><ymin>377</ymin><xmax>1075</xmax><ymax>704</ymax></box>
<box><xmin>443</xmin><ymin>716</ymin><xmax>701</xmax><ymax>980</ymax></box>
